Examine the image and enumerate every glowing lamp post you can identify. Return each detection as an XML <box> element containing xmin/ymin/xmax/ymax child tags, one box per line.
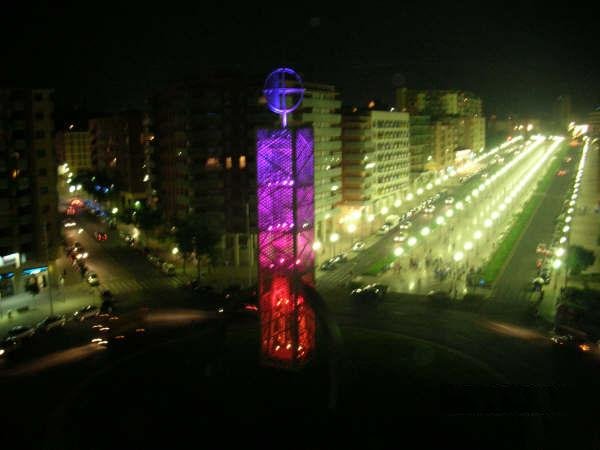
<box><xmin>257</xmin><ymin>67</ymin><xmax>315</xmax><ymax>369</ymax></box>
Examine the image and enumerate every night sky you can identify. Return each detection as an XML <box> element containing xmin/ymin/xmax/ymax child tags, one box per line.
<box><xmin>3</xmin><ymin>3</ymin><xmax>599</xmax><ymax>118</ymax></box>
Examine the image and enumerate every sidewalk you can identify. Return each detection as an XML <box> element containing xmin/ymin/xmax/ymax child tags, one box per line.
<box><xmin>0</xmin><ymin>283</ymin><xmax>99</xmax><ymax>336</ymax></box>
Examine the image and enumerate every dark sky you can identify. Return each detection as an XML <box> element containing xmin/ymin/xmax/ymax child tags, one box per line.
<box><xmin>3</xmin><ymin>3</ymin><xmax>599</xmax><ymax>118</ymax></box>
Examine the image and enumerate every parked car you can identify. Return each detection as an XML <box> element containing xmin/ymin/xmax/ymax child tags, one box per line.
<box><xmin>73</xmin><ymin>305</ymin><xmax>99</xmax><ymax>321</ymax></box>
<box><xmin>445</xmin><ymin>196</ymin><xmax>455</xmax><ymax>205</ymax></box>
<box><xmin>87</xmin><ymin>272</ymin><xmax>100</xmax><ymax>286</ymax></box>
<box><xmin>399</xmin><ymin>221</ymin><xmax>412</xmax><ymax>230</ymax></box>
<box><xmin>331</xmin><ymin>253</ymin><xmax>348</xmax><ymax>264</ymax></box>
<box><xmin>394</xmin><ymin>232</ymin><xmax>408</xmax><ymax>243</ymax></box>
<box><xmin>161</xmin><ymin>263</ymin><xmax>176</xmax><ymax>276</ymax></box>
<box><xmin>377</xmin><ymin>224</ymin><xmax>391</xmax><ymax>235</ymax></box>
<box><xmin>320</xmin><ymin>259</ymin><xmax>337</xmax><ymax>271</ymax></box>
<box><xmin>3</xmin><ymin>325</ymin><xmax>35</xmax><ymax>343</ymax></box>
<box><xmin>36</xmin><ymin>315</ymin><xmax>67</xmax><ymax>332</ymax></box>
<box><xmin>423</xmin><ymin>204</ymin><xmax>436</xmax><ymax>214</ymax></box>
<box><xmin>536</xmin><ymin>242</ymin><xmax>552</xmax><ymax>256</ymax></box>
<box><xmin>352</xmin><ymin>241</ymin><xmax>366</xmax><ymax>252</ymax></box>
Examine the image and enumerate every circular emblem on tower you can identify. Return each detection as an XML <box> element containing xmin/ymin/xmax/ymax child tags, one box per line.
<box><xmin>263</xmin><ymin>67</ymin><xmax>305</xmax><ymax>127</ymax></box>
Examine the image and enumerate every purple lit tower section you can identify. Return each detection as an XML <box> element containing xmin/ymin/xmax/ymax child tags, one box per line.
<box><xmin>257</xmin><ymin>79</ymin><xmax>316</xmax><ymax>367</ymax></box>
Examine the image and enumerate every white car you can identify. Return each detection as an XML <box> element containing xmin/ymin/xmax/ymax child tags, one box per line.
<box><xmin>394</xmin><ymin>232</ymin><xmax>407</xmax><ymax>243</ymax></box>
<box><xmin>399</xmin><ymin>221</ymin><xmax>412</xmax><ymax>230</ymax></box>
<box><xmin>352</xmin><ymin>241</ymin><xmax>366</xmax><ymax>252</ymax></box>
<box><xmin>87</xmin><ymin>272</ymin><xmax>100</xmax><ymax>286</ymax></box>
<box><xmin>377</xmin><ymin>224</ymin><xmax>390</xmax><ymax>235</ymax></box>
<box><xmin>424</xmin><ymin>204</ymin><xmax>436</xmax><ymax>214</ymax></box>
<box><xmin>445</xmin><ymin>196</ymin><xmax>454</xmax><ymax>205</ymax></box>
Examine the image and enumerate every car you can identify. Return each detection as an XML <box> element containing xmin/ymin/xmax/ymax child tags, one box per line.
<box><xmin>352</xmin><ymin>241</ymin><xmax>366</xmax><ymax>252</ymax></box>
<box><xmin>350</xmin><ymin>284</ymin><xmax>388</xmax><ymax>302</ymax></box>
<box><xmin>377</xmin><ymin>224</ymin><xmax>390</xmax><ymax>235</ymax></box>
<box><xmin>399</xmin><ymin>221</ymin><xmax>412</xmax><ymax>230</ymax></box>
<box><xmin>73</xmin><ymin>305</ymin><xmax>99</xmax><ymax>321</ymax></box>
<box><xmin>556</xmin><ymin>169</ymin><xmax>567</xmax><ymax>176</ymax></box>
<box><xmin>36</xmin><ymin>315</ymin><xmax>67</xmax><ymax>332</ymax></box>
<box><xmin>331</xmin><ymin>253</ymin><xmax>348</xmax><ymax>264</ymax></box>
<box><xmin>394</xmin><ymin>232</ymin><xmax>407</xmax><ymax>243</ymax></box>
<box><xmin>96</xmin><ymin>231</ymin><xmax>108</xmax><ymax>241</ymax></box>
<box><xmin>3</xmin><ymin>325</ymin><xmax>35</xmax><ymax>343</ymax></box>
<box><xmin>153</xmin><ymin>258</ymin><xmax>164</xmax><ymax>268</ymax></box>
<box><xmin>423</xmin><ymin>204</ymin><xmax>436</xmax><ymax>214</ymax></box>
<box><xmin>444</xmin><ymin>196</ymin><xmax>454</xmax><ymax>205</ymax></box>
<box><xmin>63</xmin><ymin>221</ymin><xmax>77</xmax><ymax>228</ymax></box>
<box><xmin>87</xmin><ymin>272</ymin><xmax>100</xmax><ymax>286</ymax></box>
<box><xmin>536</xmin><ymin>243</ymin><xmax>552</xmax><ymax>256</ymax></box>
<box><xmin>161</xmin><ymin>263</ymin><xmax>176</xmax><ymax>276</ymax></box>
<box><xmin>320</xmin><ymin>259</ymin><xmax>337</xmax><ymax>271</ymax></box>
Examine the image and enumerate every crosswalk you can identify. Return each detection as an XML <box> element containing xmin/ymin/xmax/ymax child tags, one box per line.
<box><xmin>100</xmin><ymin>275</ymin><xmax>188</xmax><ymax>295</ymax></box>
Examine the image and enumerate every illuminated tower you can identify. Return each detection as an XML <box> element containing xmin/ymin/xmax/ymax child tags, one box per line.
<box><xmin>257</xmin><ymin>68</ymin><xmax>316</xmax><ymax>368</ymax></box>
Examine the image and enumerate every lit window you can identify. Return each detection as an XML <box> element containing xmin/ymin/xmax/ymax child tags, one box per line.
<box><xmin>239</xmin><ymin>155</ymin><xmax>246</xmax><ymax>169</ymax></box>
<box><xmin>226</xmin><ymin>157</ymin><xmax>232</xmax><ymax>169</ymax></box>
<box><xmin>205</xmin><ymin>157</ymin><xmax>220</xmax><ymax>169</ymax></box>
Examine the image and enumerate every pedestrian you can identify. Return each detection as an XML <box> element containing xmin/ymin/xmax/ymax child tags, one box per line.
<box><xmin>63</xmin><ymin>268</ymin><xmax>67</xmax><ymax>277</ymax></box>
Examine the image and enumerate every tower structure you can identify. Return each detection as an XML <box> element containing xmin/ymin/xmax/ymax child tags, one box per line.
<box><xmin>256</xmin><ymin>68</ymin><xmax>316</xmax><ymax>368</ymax></box>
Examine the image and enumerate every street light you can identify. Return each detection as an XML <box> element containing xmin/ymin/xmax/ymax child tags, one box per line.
<box><xmin>420</xmin><ymin>227</ymin><xmax>430</xmax><ymax>237</ymax></box>
<box><xmin>453</xmin><ymin>252</ymin><xmax>464</xmax><ymax>262</ymax></box>
<box><xmin>407</xmin><ymin>237</ymin><xmax>417</xmax><ymax>247</ymax></box>
<box><xmin>347</xmin><ymin>223</ymin><xmax>357</xmax><ymax>234</ymax></box>
<box><xmin>312</xmin><ymin>241</ymin><xmax>322</xmax><ymax>251</ymax></box>
<box><xmin>111</xmin><ymin>207</ymin><xmax>119</xmax><ymax>214</ymax></box>
<box><xmin>329</xmin><ymin>233</ymin><xmax>340</xmax><ymax>256</ymax></box>
<box><xmin>172</xmin><ymin>247</ymin><xmax>179</xmax><ymax>255</ymax></box>
<box><xmin>394</xmin><ymin>247</ymin><xmax>404</xmax><ymax>257</ymax></box>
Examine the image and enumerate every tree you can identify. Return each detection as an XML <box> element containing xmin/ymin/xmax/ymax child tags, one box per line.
<box><xmin>566</xmin><ymin>245</ymin><xmax>596</xmax><ymax>276</ymax></box>
<box><xmin>135</xmin><ymin>206</ymin><xmax>163</xmax><ymax>232</ymax></box>
<box><xmin>174</xmin><ymin>214</ymin><xmax>221</xmax><ymax>276</ymax></box>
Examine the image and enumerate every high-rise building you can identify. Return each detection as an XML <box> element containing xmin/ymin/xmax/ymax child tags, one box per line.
<box><xmin>151</xmin><ymin>75</ymin><xmax>257</xmax><ymax>266</ymax></box>
<box><xmin>89</xmin><ymin>112</ymin><xmax>146</xmax><ymax>207</ymax></box>
<box><xmin>431</xmin><ymin>119</ymin><xmax>458</xmax><ymax>169</ymax></box>
<box><xmin>462</xmin><ymin>116</ymin><xmax>486</xmax><ymax>153</ymax></box>
<box><xmin>396</xmin><ymin>88</ymin><xmax>482</xmax><ymax>118</ymax></box>
<box><xmin>55</xmin><ymin>125</ymin><xmax>92</xmax><ymax>173</ymax></box>
<box><xmin>150</xmin><ymin>75</ymin><xmax>344</xmax><ymax>267</ymax></box>
<box><xmin>0</xmin><ymin>88</ymin><xmax>58</xmax><ymax>296</ymax></box>
<box><xmin>342</xmin><ymin>109</ymin><xmax>410</xmax><ymax>216</ymax></box>
<box><xmin>397</xmin><ymin>88</ymin><xmax>484</xmax><ymax>171</ymax></box>
<box><xmin>408</xmin><ymin>115</ymin><xmax>432</xmax><ymax>179</ymax></box>
<box><xmin>289</xmin><ymin>83</ymin><xmax>342</xmax><ymax>247</ymax></box>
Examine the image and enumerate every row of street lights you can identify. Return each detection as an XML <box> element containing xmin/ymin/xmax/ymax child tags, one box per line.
<box><xmin>311</xmin><ymin>136</ymin><xmax>525</xmax><ymax>259</ymax></box>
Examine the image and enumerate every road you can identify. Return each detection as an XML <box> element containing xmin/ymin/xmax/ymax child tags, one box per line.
<box><xmin>0</xmin><ymin>211</ymin><xmax>194</xmax><ymax>337</ymax></box>
<box><xmin>491</xmin><ymin>144</ymin><xmax>579</xmax><ymax>314</ymax></box>
<box><xmin>317</xmin><ymin>136</ymin><xmax>565</xmax><ymax>300</ymax></box>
